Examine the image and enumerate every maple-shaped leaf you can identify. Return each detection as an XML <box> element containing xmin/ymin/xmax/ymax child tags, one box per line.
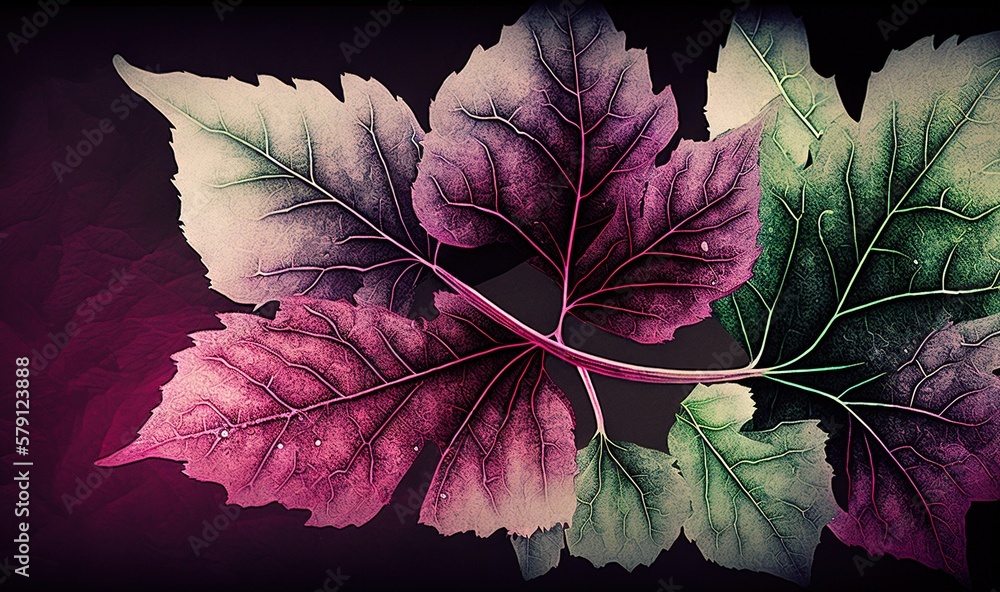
<box><xmin>113</xmin><ymin>56</ymin><xmax>431</xmax><ymax>314</ymax></box>
<box><xmin>565</xmin><ymin>432</ymin><xmax>690</xmax><ymax>571</ymax></box>
<box><xmin>412</xmin><ymin>3</ymin><xmax>764</xmax><ymax>344</ymax></box>
<box><xmin>97</xmin><ymin>294</ymin><xmax>576</xmax><ymax>538</ymax></box>
<box><xmin>709</xmin><ymin>14</ymin><xmax>1000</xmax><ymax>582</ymax></box>
<box><xmin>668</xmin><ymin>384</ymin><xmax>837</xmax><ymax>587</ymax></box>
<box><xmin>828</xmin><ymin>315</ymin><xmax>1000</xmax><ymax>582</ymax></box>
<box><xmin>510</xmin><ymin>524</ymin><xmax>564</xmax><ymax>580</ymax></box>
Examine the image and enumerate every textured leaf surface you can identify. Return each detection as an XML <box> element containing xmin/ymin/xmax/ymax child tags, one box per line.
<box><xmin>511</xmin><ymin>524</ymin><xmax>564</xmax><ymax>580</ymax></box>
<box><xmin>711</xmin><ymin>27</ymin><xmax>1000</xmax><ymax>581</ymax></box>
<box><xmin>668</xmin><ymin>384</ymin><xmax>837</xmax><ymax>586</ymax></box>
<box><xmin>827</xmin><ymin>315</ymin><xmax>1000</xmax><ymax>582</ymax></box>
<box><xmin>571</xmin><ymin>123</ymin><xmax>763</xmax><ymax>343</ymax></box>
<box><xmin>706</xmin><ymin>7</ymin><xmax>844</xmax><ymax>165</ymax></box>
<box><xmin>98</xmin><ymin>294</ymin><xmax>576</xmax><ymax>537</ymax></box>
<box><xmin>412</xmin><ymin>3</ymin><xmax>764</xmax><ymax>344</ymax></box>
<box><xmin>565</xmin><ymin>433</ymin><xmax>690</xmax><ymax>571</ymax></box>
<box><xmin>114</xmin><ymin>57</ymin><xmax>431</xmax><ymax>314</ymax></box>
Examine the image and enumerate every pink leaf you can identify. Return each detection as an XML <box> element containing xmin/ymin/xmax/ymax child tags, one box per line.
<box><xmin>97</xmin><ymin>294</ymin><xmax>576</xmax><ymax>537</ymax></box>
<box><xmin>829</xmin><ymin>315</ymin><xmax>1000</xmax><ymax>583</ymax></box>
<box><xmin>412</xmin><ymin>4</ymin><xmax>763</xmax><ymax>343</ymax></box>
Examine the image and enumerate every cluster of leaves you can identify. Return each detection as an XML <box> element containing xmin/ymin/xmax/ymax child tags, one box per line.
<box><xmin>98</xmin><ymin>3</ymin><xmax>1000</xmax><ymax>587</ymax></box>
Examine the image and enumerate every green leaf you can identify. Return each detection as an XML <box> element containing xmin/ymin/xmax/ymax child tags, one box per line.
<box><xmin>510</xmin><ymin>524</ymin><xmax>564</xmax><ymax>580</ymax></box>
<box><xmin>714</xmin><ymin>29</ymin><xmax>1000</xmax><ymax>377</ymax></box>
<box><xmin>668</xmin><ymin>384</ymin><xmax>837</xmax><ymax>586</ymax></box>
<box><xmin>566</xmin><ymin>433</ymin><xmax>690</xmax><ymax>571</ymax></box>
<box><xmin>706</xmin><ymin>6</ymin><xmax>845</xmax><ymax>165</ymax></box>
<box><xmin>712</xmin><ymin>24</ymin><xmax>1000</xmax><ymax>580</ymax></box>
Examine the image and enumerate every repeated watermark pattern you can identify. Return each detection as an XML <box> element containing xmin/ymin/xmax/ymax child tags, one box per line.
<box><xmin>0</xmin><ymin>555</ymin><xmax>23</xmax><ymax>584</ymax></box>
<box><xmin>189</xmin><ymin>503</ymin><xmax>242</xmax><ymax>557</ymax></box>
<box><xmin>392</xmin><ymin>470</ymin><xmax>433</xmax><ymax>524</ymax></box>
<box><xmin>877</xmin><ymin>0</ymin><xmax>930</xmax><ymax>40</ymax></box>
<box><xmin>340</xmin><ymin>0</ymin><xmax>408</xmax><ymax>64</ymax></box>
<box><xmin>52</xmin><ymin>67</ymin><xmax>159</xmax><ymax>183</ymax></box>
<box><xmin>61</xmin><ymin>422</ymin><xmax>144</xmax><ymax>515</ymax></box>
<box><xmin>312</xmin><ymin>567</ymin><xmax>350</xmax><ymax>592</ymax></box>
<box><xmin>213</xmin><ymin>0</ymin><xmax>241</xmax><ymax>22</ymax></box>
<box><xmin>853</xmin><ymin>549</ymin><xmax>885</xmax><ymax>577</ymax></box>
<box><xmin>7</xmin><ymin>0</ymin><xmax>70</xmax><ymax>54</ymax></box>
<box><xmin>672</xmin><ymin>0</ymin><xmax>751</xmax><ymax>73</ymax></box>
<box><xmin>29</xmin><ymin>267</ymin><xmax>136</xmax><ymax>371</ymax></box>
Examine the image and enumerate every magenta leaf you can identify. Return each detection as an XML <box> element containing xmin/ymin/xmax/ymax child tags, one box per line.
<box><xmin>113</xmin><ymin>57</ymin><xmax>431</xmax><ymax>315</ymax></box>
<box><xmin>827</xmin><ymin>315</ymin><xmax>1000</xmax><ymax>583</ymax></box>
<box><xmin>570</xmin><ymin>125</ymin><xmax>763</xmax><ymax>343</ymax></box>
<box><xmin>97</xmin><ymin>294</ymin><xmax>576</xmax><ymax>537</ymax></box>
<box><xmin>412</xmin><ymin>3</ymin><xmax>763</xmax><ymax>343</ymax></box>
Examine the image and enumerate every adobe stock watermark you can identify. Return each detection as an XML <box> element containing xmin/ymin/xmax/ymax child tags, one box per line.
<box><xmin>213</xmin><ymin>0</ymin><xmax>241</xmax><ymax>22</ymax></box>
<box><xmin>312</xmin><ymin>567</ymin><xmax>350</xmax><ymax>592</ymax></box>
<box><xmin>7</xmin><ymin>0</ymin><xmax>70</xmax><ymax>54</ymax></box>
<box><xmin>29</xmin><ymin>266</ymin><xmax>136</xmax><ymax>372</ymax></box>
<box><xmin>656</xmin><ymin>576</ymin><xmax>683</xmax><ymax>592</ymax></box>
<box><xmin>673</xmin><ymin>0</ymin><xmax>751</xmax><ymax>73</ymax></box>
<box><xmin>189</xmin><ymin>503</ymin><xmax>242</xmax><ymax>557</ymax></box>
<box><xmin>876</xmin><ymin>0</ymin><xmax>929</xmax><ymax>40</ymax></box>
<box><xmin>392</xmin><ymin>470</ymin><xmax>433</xmax><ymax>523</ymax></box>
<box><xmin>61</xmin><ymin>423</ymin><xmax>143</xmax><ymax>515</ymax></box>
<box><xmin>853</xmin><ymin>549</ymin><xmax>885</xmax><ymax>577</ymax></box>
<box><xmin>340</xmin><ymin>0</ymin><xmax>410</xmax><ymax>64</ymax></box>
<box><xmin>0</xmin><ymin>556</ymin><xmax>20</xmax><ymax>584</ymax></box>
<box><xmin>51</xmin><ymin>65</ymin><xmax>159</xmax><ymax>183</ymax></box>
<box><xmin>339</xmin><ymin>0</ymin><xmax>585</xmax><ymax>64</ymax></box>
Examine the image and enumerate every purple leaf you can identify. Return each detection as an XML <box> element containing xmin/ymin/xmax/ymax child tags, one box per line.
<box><xmin>570</xmin><ymin>125</ymin><xmax>763</xmax><ymax>343</ymax></box>
<box><xmin>829</xmin><ymin>315</ymin><xmax>1000</xmax><ymax>583</ymax></box>
<box><xmin>412</xmin><ymin>4</ymin><xmax>763</xmax><ymax>343</ymax></box>
<box><xmin>98</xmin><ymin>294</ymin><xmax>576</xmax><ymax>538</ymax></box>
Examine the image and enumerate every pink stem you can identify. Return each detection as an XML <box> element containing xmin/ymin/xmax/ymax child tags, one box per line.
<box><xmin>432</xmin><ymin>265</ymin><xmax>764</xmax><ymax>384</ymax></box>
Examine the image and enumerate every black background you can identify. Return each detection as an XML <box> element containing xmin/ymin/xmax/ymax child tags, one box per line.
<box><xmin>1</xmin><ymin>1</ymin><xmax>999</xmax><ymax>591</ymax></box>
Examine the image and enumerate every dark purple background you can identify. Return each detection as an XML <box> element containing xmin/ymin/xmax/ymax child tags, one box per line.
<box><xmin>1</xmin><ymin>2</ymin><xmax>999</xmax><ymax>591</ymax></box>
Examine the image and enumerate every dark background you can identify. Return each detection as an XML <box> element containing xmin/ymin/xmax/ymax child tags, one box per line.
<box><xmin>1</xmin><ymin>1</ymin><xmax>999</xmax><ymax>591</ymax></box>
